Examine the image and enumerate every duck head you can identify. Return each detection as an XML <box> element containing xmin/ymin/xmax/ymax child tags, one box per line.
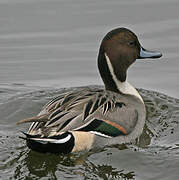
<box><xmin>98</xmin><ymin>27</ymin><xmax>162</xmax><ymax>92</ymax></box>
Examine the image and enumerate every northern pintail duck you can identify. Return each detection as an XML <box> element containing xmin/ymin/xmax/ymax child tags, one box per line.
<box><xmin>17</xmin><ymin>28</ymin><xmax>162</xmax><ymax>153</ymax></box>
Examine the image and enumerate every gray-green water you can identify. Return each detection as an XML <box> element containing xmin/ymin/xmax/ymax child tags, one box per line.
<box><xmin>0</xmin><ymin>0</ymin><xmax>179</xmax><ymax>179</ymax></box>
<box><xmin>0</xmin><ymin>86</ymin><xmax>179</xmax><ymax>179</ymax></box>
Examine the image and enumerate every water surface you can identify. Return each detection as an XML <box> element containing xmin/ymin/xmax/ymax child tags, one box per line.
<box><xmin>0</xmin><ymin>86</ymin><xmax>179</xmax><ymax>179</ymax></box>
<box><xmin>0</xmin><ymin>0</ymin><xmax>179</xmax><ymax>179</ymax></box>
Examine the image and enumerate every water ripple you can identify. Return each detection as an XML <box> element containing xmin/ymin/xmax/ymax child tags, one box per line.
<box><xmin>0</xmin><ymin>86</ymin><xmax>179</xmax><ymax>179</ymax></box>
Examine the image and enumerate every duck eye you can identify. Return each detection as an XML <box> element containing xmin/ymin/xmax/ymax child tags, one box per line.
<box><xmin>129</xmin><ymin>40</ymin><xmax>137</xmax><ymax>46</ymax></box>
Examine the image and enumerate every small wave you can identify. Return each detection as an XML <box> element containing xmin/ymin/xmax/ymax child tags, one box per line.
<box><xmin>0</xmin><ymin>85</ymin><xmax>179</xmax><ymax>179</ymax></box>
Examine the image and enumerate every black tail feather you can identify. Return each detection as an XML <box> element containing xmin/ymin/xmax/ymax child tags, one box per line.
<box><xmin>21</xmin><ymin>132</ymin><xmax>75</xmax><ymax>154</ymax></box>
<box><xmin>20</xmin><ymin>131</ymin><xmax>41</xmax><ymax>138</ymax></box>
<box><xmin>19</xmin><ymin>136</ymin><xmax>27</xmax><ymax>140</ymax></box>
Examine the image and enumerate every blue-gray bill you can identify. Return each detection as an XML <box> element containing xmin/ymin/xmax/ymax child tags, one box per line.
<box><xmin>139</xmin><ymin>47</ymin><xmax>162</xmax><ymax>59</ymax></box>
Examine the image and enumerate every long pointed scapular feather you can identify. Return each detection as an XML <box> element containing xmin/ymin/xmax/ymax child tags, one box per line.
<box><xmin>16</xmin><ymin>114</ymin><xmax>49</xmax><ymax>125</ymax></box>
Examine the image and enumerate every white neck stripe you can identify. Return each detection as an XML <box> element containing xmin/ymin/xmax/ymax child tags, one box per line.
<box><xmin>104</xmin><ymin>53</ymin><xmax>144</xmax><ymax>103</ymax></box>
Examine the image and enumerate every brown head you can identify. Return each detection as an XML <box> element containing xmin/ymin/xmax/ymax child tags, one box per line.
<box><xmin>97</xmin><ymin>27</ymin><xmax>162</xmax><ymax>92</ymax></box>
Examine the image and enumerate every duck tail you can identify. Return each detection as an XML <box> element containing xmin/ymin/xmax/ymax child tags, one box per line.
<box><xmin>16</xmin><ymin>114</ymin><xmax>49</xmax><ymax>125</ymax></box>
<box><xmin>21</xmin><ymin>131</ymin><xmax>75</xmax><ymax>154</ymax></box>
